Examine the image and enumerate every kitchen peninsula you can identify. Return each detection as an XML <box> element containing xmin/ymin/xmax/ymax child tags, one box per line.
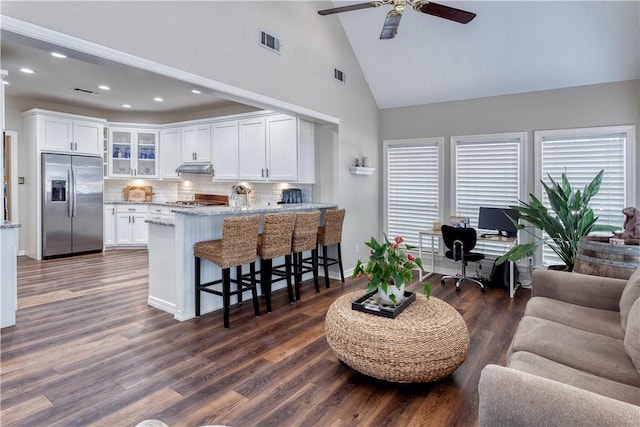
<box><xmin>146</xmin><ymin>202</ymin><xmax>337</xmax><ymax>320</ymax></box>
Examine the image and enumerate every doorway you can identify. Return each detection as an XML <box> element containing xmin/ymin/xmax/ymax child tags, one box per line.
<box><xmin>3</xmin><ymin>130</ymin><xmax>18</xmax><ymax>222</ymax></box>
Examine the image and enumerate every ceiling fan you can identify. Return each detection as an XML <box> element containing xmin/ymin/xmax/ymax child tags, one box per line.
<box><xmin>318</xmin><ymin>0</ymin><xmax>476</xmax><ymax>39</ymax></box>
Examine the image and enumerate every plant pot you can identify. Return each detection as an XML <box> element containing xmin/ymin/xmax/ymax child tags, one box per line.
<box><xmin>377</xmin><ymin>282</ymin><xmax>405</xmax><ymax>305</ymax></box>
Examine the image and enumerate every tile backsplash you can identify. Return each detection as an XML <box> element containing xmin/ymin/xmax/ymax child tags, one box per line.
<box><xmin>104</xmin><ymin>176</ymin><xmax>312</xmax><ymax>205</ymax></box>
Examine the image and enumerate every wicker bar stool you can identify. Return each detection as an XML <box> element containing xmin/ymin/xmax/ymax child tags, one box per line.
<box><xmin>316</xmin><ymin>208</ymin><xmax>346</xmax><ymax>288</ymax></box>
<box><xmin>290</xmin><ymin>211</ymin><xmax>321</xmax><ymax>301</ymax></box>
<box><xmin>256</xmin><ymin>213</ymin><xmax>296</xmax><ymax>312</ymax></box>
<box><xmin>194</xmin><ymin>214</ymin><xmax>261</xmax><ymax>329</ymax></box>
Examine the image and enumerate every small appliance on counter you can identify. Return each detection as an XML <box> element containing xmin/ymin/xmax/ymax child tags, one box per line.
<box><xmin>279</xmin><ymin>188</ymin><xmax>302</xmax><ymax>204</ymax></box>
<box><xmin>230</xmin><ymin>184</ymin><xmax>251</xmax><ymax>208</ymax></box>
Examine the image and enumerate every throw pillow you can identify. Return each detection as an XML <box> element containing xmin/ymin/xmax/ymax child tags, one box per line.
<box><xmin>624</xmin><ymin>297</ymin><xmax>640</xmax><ymax>374</ymax></box>
<box><xmin>620</xmin><ymin>267</ymin><xmax>640</xmax><ymax>331</ymax></box>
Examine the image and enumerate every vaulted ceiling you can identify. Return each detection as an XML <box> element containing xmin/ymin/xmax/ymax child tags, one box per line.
<box><xmin>2</xmin><ymin>1</ymin><xmax>639</xmax><ymax>113</ymax></box>
<box><xmin>331</xmin><ymin>0</ymin><xmax>640</xmax><ymax>108</ymax></box>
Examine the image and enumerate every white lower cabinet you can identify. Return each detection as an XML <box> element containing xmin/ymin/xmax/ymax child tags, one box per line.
<box><xmin>104</xmin><ymin>205</ymin><xmax>117</xmax><ymax>247</ymax></box>
<box><xmin>115</xmin><ymin>205</ymin><xmax>149</xmax><ymax>246</ymax></box>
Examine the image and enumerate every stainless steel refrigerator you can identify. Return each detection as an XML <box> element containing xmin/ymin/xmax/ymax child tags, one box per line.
<box><xmin>42</xmin><ymin>153</ymin><xmax>103</xmax><ymax>258</ymax></box>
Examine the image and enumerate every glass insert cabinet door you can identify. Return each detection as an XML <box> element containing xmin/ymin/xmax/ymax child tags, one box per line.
<box><xmin>136</xmin><ymin>132</ymin><xmax>157</xmax><ymax>176</ymax></box>
<box><xmin>111</xmin><ymin>130</ymin><xmax>132</xmax><ymax>176</ymax></box>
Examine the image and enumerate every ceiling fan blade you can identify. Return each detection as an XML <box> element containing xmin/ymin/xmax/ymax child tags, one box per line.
<box><xmin>414</xmin><ymin>1</ymin><xmax>476</xmax><ymax>24</ymax></box>
<box><xmin>380</xmin><ymin>10</ymin><xmax>402</xmax><ymax>40</ymax></box>
<box><xmin>318</xmin><ymin>2</ymin><xmax>378</xmax><ymax>16</ymax></box>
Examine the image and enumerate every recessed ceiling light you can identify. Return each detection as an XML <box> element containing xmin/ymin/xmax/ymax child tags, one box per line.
<box><xmin>191</xmin><ymin>89</ymin><xmax>201</xmax><ymax>94</ymax></box>
<box><xmin>2</xmin><ymin>80</ymin><xmax>9</xmax><ymax>85</ymax></box>
<box><xmin>20</xmin><ymin>67</ymin><xmax>36</xmax><ymax>74</ymax></box>
<box><xmin>98</xmin><ymin>85</ymin><xmax>111</xmax><ymax>91</ymax></box>
<box><xmin>51</xmin><ymin>52</ymin><xmax>67</xmax><ymax>59</ymax></box>
<box><xmin>122</xmin><ymin>104</ymin><xmax>132</xmax><ymax>108</ymax></box>
<box><xmin>153</xmin><ymin>97</ymin><xmax>164</xmax><ymax>102</ymax></box>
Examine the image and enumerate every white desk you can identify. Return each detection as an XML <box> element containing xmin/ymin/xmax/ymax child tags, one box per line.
<box><xmin>418</xmin><ymin>228</ymin><xmax>519</xmax><ymax>297</ymax></box>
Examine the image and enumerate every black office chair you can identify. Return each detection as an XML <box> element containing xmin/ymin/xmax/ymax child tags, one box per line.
<box><xmin>440</xmin><ymin>225</ymin><xmax>486</xmax><ymax>292</ymax></box>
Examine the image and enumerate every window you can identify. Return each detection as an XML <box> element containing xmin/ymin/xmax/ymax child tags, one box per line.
<box><xmin>384</xmin><ymin>138</ymin><xmax>443</xmax><ymax>250</ymax></box>
<box><xmin>535</xmin><ymin>125</ymin><xmax>636</xmax><ymax>266</ymax></box>
<box><xmin>452</xmin><ymin>132</ymin><xmax>526</xmax><ymax>257</ymax></box>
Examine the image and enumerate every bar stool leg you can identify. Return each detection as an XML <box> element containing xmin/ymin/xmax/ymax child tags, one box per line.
<box><xmin>222</xmin><ymin>268</ymin><xmax>231</xmax><ymax>329</ymax></box>
<box><xmin>262</xmin><ymin>258</ymin><xmax>273</xmax><ymax>313</ymax></box>
<box><xmin>312</xmin><ymin>248</ymin><xmax>320</xmax><ymax>293</ymax></box>
<box><xmin>285</xmin><ymin>253</ymin><xmax>294</xmax><ymax>303</ymax></box>
<box><xmin>250</xmin><ymin>262</ymin><xmax>260</xmax><ymax>317</ymax></box>
<box><xmin>322</xmin><ymin>245</ymin><xmax>330</xmax><ymax>288</ymax></box>
<box><xmin>195</xmin><ymin>256</ymin><xmax>201</xmax><ymax>317</ymax></box>
<box><xmin>293</xmin><ymin>252</ymin><xmax>302</xmax><ymax>301</ymax></box>
<box><xmin>236</xmin><ymin>265</ymin><xmax>243</xmax><ymax>304</ymax></box>
<box><xmin>337</xmin><ymin>243</ymin><xmax>345</xmax><ymax>283</ymax></box>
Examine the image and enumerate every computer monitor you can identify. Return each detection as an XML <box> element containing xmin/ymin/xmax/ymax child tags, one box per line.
<box><xmin>478</xmin><ymin>207</ymin><xmax>519</xmax><ymax>237</ymax></box>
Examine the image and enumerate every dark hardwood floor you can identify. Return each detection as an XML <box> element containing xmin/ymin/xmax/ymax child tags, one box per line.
<box><xmin>1</xmin><ymin>250</ymin><xmax>530</xmax><ymax>427</ymax></box>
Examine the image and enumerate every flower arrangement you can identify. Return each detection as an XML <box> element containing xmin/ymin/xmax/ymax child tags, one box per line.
<box><xmin>353</xmin><ymin>235</ymin><xmax>431</xmax><ymax>304</ymax></box>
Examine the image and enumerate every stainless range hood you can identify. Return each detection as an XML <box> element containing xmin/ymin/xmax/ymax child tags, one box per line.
<box><xmin>175</xmin><ymin>163</ymin><xmax>213</xmax><ymax>174</ymax></box>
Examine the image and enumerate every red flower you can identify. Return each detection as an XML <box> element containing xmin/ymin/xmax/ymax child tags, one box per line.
<box><xmin>407</xmin><ymin>254</ymin><xmax>415</xmax><ymax>261</ymax></box>
<box><xmin>392</xmin><ymin>243</ymin><xmax>399</xmax><ymax>249</ymax></box>
<box><xmin>356</xmin><ymin>271</ymin><xmax>364</xmax><ymax>279</ymax></box>
<box><xmin>395</xmin><ymin>236</ymin><xmax>404</xmax><ymax>244</ymax></box>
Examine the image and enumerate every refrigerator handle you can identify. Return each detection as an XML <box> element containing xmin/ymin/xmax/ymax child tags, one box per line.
<box><xmin>67</xmin><ymin>169</ymin><xmax>73</xmax><ymax>218</ymax></box>
<box><xmin>71</xmin><ymin>168</ymin><xmax>77</xmax><ymax>217</ymax></box>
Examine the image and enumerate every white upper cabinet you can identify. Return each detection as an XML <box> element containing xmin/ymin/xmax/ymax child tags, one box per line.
<box><xmin>238</xmin><ymin>117</ymin><xmax>267</xmax><ymax>181</ymax></box>
<box><xmin>159</xmin><ymin>128</ymin><xmax>182</xmax><ymax>179</ymax></box>
<box><xmin>211</xmin><ymin>121</ymin><xmax>239</xmax><ymax>180</ymax></box>
<box><xmin>37</xmin><ymin>113</ymin><xmax>104</xmax><ymax>155</ymax></box>
<box><xmin>265</xmin><ymin>114</ymin><xmax>298</xmax><ymax>182</ymax></box>
<box><xmin>181</xmin><ymin>124</ymin><xmax>211</xmax><ymax>163</ymax></box>
<box><xmin>109</xmin><ymin>127</ymin><xmax>158</xmax><ymax>178</ymax></box>
<box><xmin>238</xmin><ymin>114</ymin><xmax>298</xmax><ymax>182</ymax></box>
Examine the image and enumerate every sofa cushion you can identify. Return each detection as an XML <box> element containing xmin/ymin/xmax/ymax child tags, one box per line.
<box><xmin>525</xmin><ymin>296</ymin><xmax>624</xmax><ymax>339</ymax></box>
<box><xmin>509</xmin><ymin>351</ymin><xmax>640</xmax><ymax>405</ymax></box>
<box><xmin>508</xmin><ymin>316</ymin><xmax>640</xmax><ymax>387</ymax></box>
<box><xmin>625</xmin><ymin>298</ymin><xmax>640</xmax><ymax>374</ymax></box>
<box><xmin>620</xmin><ymin>267</ymin><xmax>640</xmax><ymax>331</ymax></box>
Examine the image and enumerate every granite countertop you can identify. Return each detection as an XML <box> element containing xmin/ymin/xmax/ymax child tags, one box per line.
<box><xmin>1</xmin><ymin>221</ymin><xmax>22</xmax><ymax>229</ymax></box>
<box><xmin>145</xmin><ymin>203</ymin><xmax>338</xmax><ymax>227</ymax></box>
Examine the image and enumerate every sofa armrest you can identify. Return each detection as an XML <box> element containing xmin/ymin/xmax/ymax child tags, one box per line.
<box><xmin>478</xmin><ymin>364</ymin><xmax>640</xmax><ymax>427</ymax></box>
<box><xmin>531</xmin><ymin>269</ymin><xmax>627</xmax><ymax>310</ymax></box>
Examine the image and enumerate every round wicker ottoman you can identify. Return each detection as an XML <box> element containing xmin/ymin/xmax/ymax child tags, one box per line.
<box><xmin>325</xmin><ymin>291</ymin><xmax>469</xmax><ymax>383</ymax></box>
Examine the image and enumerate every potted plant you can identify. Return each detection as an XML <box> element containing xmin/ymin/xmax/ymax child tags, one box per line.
<box><xmin>353</xmin><ymin>235</ymin><xmax>431</xmax><ymax>304</ymax></box>
<box><xmin>497</xmin><ymin>169</ymin><xmax>618</xmax><ymax>271</ymax></box>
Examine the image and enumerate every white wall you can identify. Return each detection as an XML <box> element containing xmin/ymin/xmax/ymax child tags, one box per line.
<box><xmin>2</xmin><ymin>1</ymin><xmax>381</xmax><ymax>270</ymax></box>
<box><xmin>380</xmin><ymin>80</ymin><xmax>640</xmax><ymax>219</ymax></box>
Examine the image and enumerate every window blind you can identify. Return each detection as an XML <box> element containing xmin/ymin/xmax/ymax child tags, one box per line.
<box><xmin>454</xmin><ymin>136</ymin><xmax>522</xmax><ymax>257</ymax></box>
<box><xmin>538</xmin><ymin>131</ymin><xmax>627</xmax><ymax>266</ymax></box>
<box><xmin>386</xmin><ymin>142</ymin><xmax>440</xmax><ymax>250</ymax></box>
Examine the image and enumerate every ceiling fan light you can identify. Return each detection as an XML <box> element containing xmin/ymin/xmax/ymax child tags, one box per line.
<box><xmin>51</xmin><ymin>52</ymin><xmax>67</xmax><ymax>59</ymax></box>
<box><xmin>20</xmin><ymin>67</ymin><xmax>36</xmax><ymax>74</ymax></box>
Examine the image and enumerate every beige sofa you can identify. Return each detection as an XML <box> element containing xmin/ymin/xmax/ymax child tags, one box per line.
<box><xmin>478</xmin><ymin>267</ymin><xmax>640</xmax><ymax>427</ymax></box>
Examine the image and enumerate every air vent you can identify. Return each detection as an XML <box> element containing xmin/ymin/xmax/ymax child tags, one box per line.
<box><xmin>334</xmin><ymin>68</ymin><xmax>347</xmax><ymax>84</ymax></box>
<box><xmin>71</xmin><ymin>87</ymin><xmax>100</xmax><ymax>96</ymax></box>
<box><xmin>259</xmin><ymin>29</ymin><xmax>281</xmax><ymax>54</ymax></box>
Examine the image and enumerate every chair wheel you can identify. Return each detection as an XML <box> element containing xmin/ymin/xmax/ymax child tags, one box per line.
<box><xmin>440</xmin><ymin>279</ymin><xmax>446</xmax><ymax>286</ymax></box>
<box><xmin>455</xmin><ymin>287</ymin><xmax>461</xmax><ymax>292</ymax></box>
<box><xmin>480</xmin><ymin>287</ymin><xmax>486</xmax><ymax>293</ymax></box>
